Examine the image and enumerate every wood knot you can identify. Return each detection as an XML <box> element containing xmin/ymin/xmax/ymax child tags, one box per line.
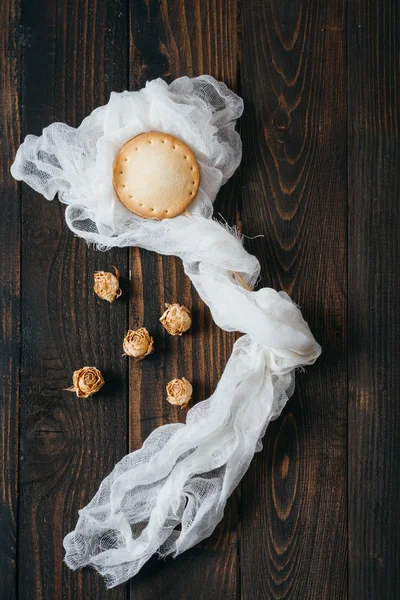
<box><xmin>22</xmin><ymin>410</ymin><xmax>68</xmax><ymax>465</ymax></box>
<box><xmin>271</xmin><ymin>107</ymin><xmax>291</xmax><ymax>133</ymax></box>
<box><xmin>271</xmin><ymin>414</ymin><xmax>298</xmax><ymax>522</ymax></box>
<box><xmin>281</xmin><ymin>454</ymin><xmax>289</xmax><ymax>479</ymax></box>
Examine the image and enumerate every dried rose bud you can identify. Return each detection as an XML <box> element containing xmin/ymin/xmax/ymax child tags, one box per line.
<box><xmin>166</xmin><ymin>377</ymin><xmax>193</xmax><ymax>409</ymax></box>
<box><xmin>160</xmin><ymin>303</ymin><xmax>192</xmax><ymax>336</ymax></box>
<box><xmin>65</xmin><ymin>366</ymin><xmax>105</xmax><ymax>398</ymax></box>
<box><xmin>123</xmin><ymin>327</ymin><xmax>154</xmax><ymax>360</ymax></box>
<box><xmin>94</xmin><ymin>267</ymin><xmax>122</xmax><ymax>303</ymax></box>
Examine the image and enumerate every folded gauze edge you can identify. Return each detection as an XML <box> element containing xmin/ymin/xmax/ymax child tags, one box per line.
<box><xmin>11</xmin><ymin>75</ymin><xmax>321</xmax><ymax>588</ymax></box>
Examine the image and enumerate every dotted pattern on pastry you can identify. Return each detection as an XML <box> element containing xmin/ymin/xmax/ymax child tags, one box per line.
<box><xmin>112</xmin><ymin>132</ymin><xmax>200</xmax><ymax>219</ymax></box>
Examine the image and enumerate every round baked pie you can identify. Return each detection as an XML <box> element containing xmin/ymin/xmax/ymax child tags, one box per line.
<box><xmin>113</xmin><ymin>131</ymin><xmax>200</xmax><ymax>219</ymax></box>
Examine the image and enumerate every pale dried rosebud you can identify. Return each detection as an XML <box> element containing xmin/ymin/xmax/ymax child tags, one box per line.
<box><xmin>65</xmin><ymin>366</ymin><xmax>105</xmax><ymax>398</ymax></box>
<box><xmin>160</xmin><ymin>303</ymin><xmax>192</xmax><ymax>336</ymax></box>
<box><xmin>166</xmin><ymin>377</ymin><xmax>193</xmax><ymax>409</ymax></box>
<box><xmin>123</xmin><ymin>327</ymin><xmax>154</xmax><ymax>360</ymax></box>
<box><xmin>94</xmin><ymin>266</ymin><xmax>122</xmax><ymax>303</ymax></box>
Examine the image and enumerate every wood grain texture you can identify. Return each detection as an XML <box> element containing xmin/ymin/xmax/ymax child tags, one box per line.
<box><xmin>2</xmin><ymin>0</ymin><xmax>399</xmax><ymax>597</ymax></box>
<box><xmin>239</xmin><ymin>1</ymin><xmax>348</xmax><ymax>598</ymax></box>
<box><xmin>128</xmin><ymin>1</ymin><xmax>239</xmax><ymax>598</ymax></box>
<box><xmin>0</xmin><ymin>1</ymin><xmax>21</xmax><ymax>598</ymax></box>
<box><xmin>348</xmin><ymin>1</ymin><xmax>400</xmax><ymax>598</ymax></box>
<box><xmin>19</xmin><ymin>1</ymin><xmax>129</xmax><ymax>598</ymax></box>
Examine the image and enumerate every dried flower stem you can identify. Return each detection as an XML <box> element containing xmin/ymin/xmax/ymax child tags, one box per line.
<box><xmin>183</xmin><ymin>209</ymin><xmax>252</xmax><ymax>291</ymax></box>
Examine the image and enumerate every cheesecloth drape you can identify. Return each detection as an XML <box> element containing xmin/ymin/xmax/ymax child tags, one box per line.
<box><xmin>11</xmin><ymin>75</ymin><xmax>321</xmax><ymax>588</ymax></box>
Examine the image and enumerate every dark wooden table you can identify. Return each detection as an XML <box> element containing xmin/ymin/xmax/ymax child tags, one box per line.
<box><xmin>1</xmin><ymin>1</ymin><xmax>399</xmax><ymax>598</ymax></box>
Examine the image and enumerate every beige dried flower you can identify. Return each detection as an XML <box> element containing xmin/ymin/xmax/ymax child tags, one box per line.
<box><xmin>94</xmin><ymin>267</ymin><xmax>122</xmax><ymax>303</ymax></box>
<box><xmin>160</xmin><ymin>303</ymin><xmax>192</xmax><ymax>336</ymax></box>
<box><xmin>123</xmin><ymin>327</ymin><xmax>154</xmax><ymax>360</ymax></box>
<box><xmin>166</xmin><ymin>377</ymin><xmax>193</xmax><ymax>409</ymax></box>
<box><xmin>65</xmin><ymin>366</ymin><xmax>105</xmax><ymax>398</ymax></box>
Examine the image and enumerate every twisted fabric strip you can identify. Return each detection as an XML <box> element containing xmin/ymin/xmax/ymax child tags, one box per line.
<box><xmin>11</xmin><ymin>75</ymin><xmax>321</xmax><ymax>588</ymax></box>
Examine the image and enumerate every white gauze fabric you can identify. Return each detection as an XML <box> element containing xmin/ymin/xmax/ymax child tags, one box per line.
<box><xmin>11</xmin><ymin>75</ymin><xmax>321</xmax><ymax>588</ymax></box>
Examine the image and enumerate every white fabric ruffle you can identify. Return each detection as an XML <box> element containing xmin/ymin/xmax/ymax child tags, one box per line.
<box><xmin>11</xmin><ymin>75</ymin><xmax>321</xmax><ymax>588</ymax></box>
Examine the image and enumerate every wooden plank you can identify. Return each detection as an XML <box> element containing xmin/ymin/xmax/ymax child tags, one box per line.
<box><xmin>239</xmin><ymin>1</ymin><xmax>348</xmax><ymax>598</ymax></box>
<box><xmin>128</xmin><ymin>1</ymin><xmax>239</xmax><ymax>598</ymax></box>
<box><xmin>348</xmin><ymin>1</ymin><xmax>400</xmax><ymax>598</ymax></box>
<box><xmin>0</xmin><ymin>1</ymin><xmax>21</xmax><ymax>598</ymax></box>
<box><xmin>18</xmin><ymin>1</ymin><xmax>129</xmax><ymax>598</ymax></box>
